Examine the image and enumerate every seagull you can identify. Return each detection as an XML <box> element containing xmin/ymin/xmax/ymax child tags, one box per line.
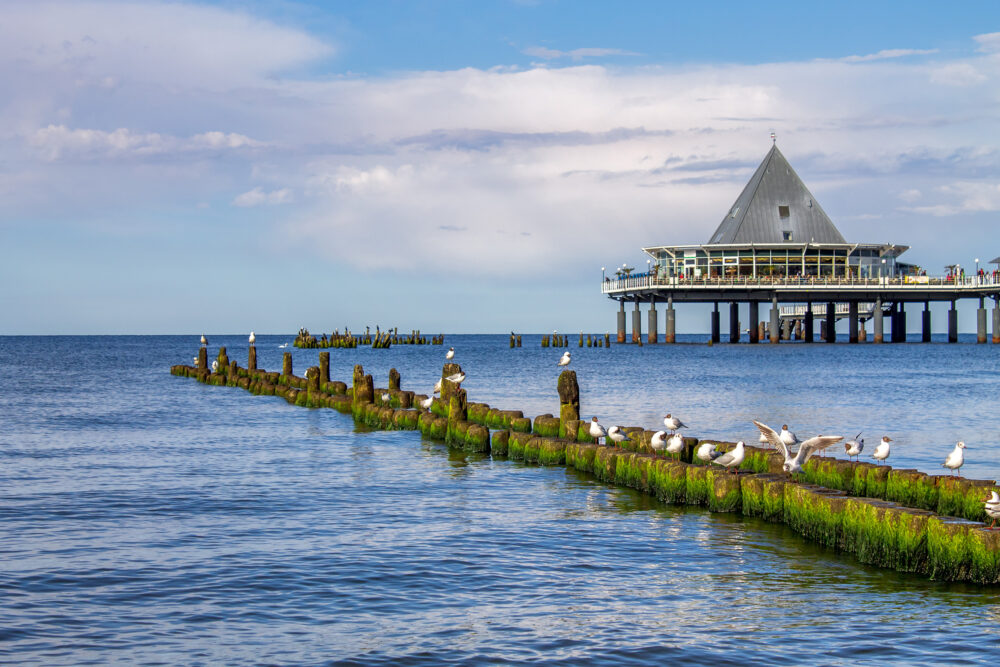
<box><xmin>249</xmin><ymin>331</ymin><xmax>256</xmax><ymax>345</ymax></box>
<box><xmin>193</xmin><ymin>356</ymin><xmax>199</xmax><ymax>364</ymax></box>
<box><xmin>433</xmin><ymin>379</ymin><xmax>442</xmax><ymax>394</ymax></box>
<box><xmin>557</xmin><ymin>351</ymin><xmax>571</xmax><ymax>367</ymax></box>
<box><xmin>984</xmin><ymin>491</ymin><xmax>1000</xmax><ymax>529</ymax></box>
<box><xmin>844</xmin><ymin>433</ymin><xmax>864</xmax><ymax>462</ymax></box>
<box><xmin>201</xmin><ymin>334</ymin><xmax>207</xmax><ymax>346</ymax></box>
<box><xmin>211</xmin><ymin>360</ymin><xmax>219</xmax><ymax>372</ymax></box>
<box><xmin>779</xmin><ymin>425</ymin><xmax>799</xmax><ymax>448</ymax></box>
<box><xmin>753</xmin><ymin>420</ymin><xmax>843</xmax><ymax>475</ymax></box>
<box><xmin>607</xmin><ymin>426</ymin><xmax>630</xmax><ymax>446</ymax></box>
<box><xmin>942</xmin><ymin>441</ymin><xmax>967</xmax><ymax>476</ymax></box>
<box><xmin>590</xmin><ymin>417</ymin><xmax>608</xmax><ymax>445</ymax></box>
<box><xmin>381</xmin><ymin>392</ymin><xmax>391</xmax><ymax>403</ymax></box>
<box><xmin>711</xmin><ymin>440</ymin><xmax>746</xmax><ymax>474</ymax></box>
<box><xmin>445</xmin><ymin>347</ymin><xmax>455</xmax><ymax>360</ymax></box>
<box><xmin>666</xmin><ymin>433</ymin><xmax>684</xmax><ymax>457</ymax></box>
<box><xmin>759</xmin><ymin>432</ymin><xmax>770</xmax><ymax>447</ymax></box>
<box><xmin>420</xmin><ymin>395</ymin><xmax>433</xmax><ymax>409</ymax></box>
<box><xmin>872</xmin><ymin>436</ymin><xmax>893</xmax><ymax>464</ymax></box>
<box><xmin>663</xmin><ymin>414</ymin><xmax>686</xmax><ymax>433</ymax></box>
<box><xmin>650</xmin><ymin>431</ymin><xmax>668</xmax><ymax>456</ymax></box>
<box><xmin>696</xmin><ymin>442</ymin><xmax>722</xmax><ymax>463</ymax></box>
<box><xmin>445</xmin><ymin>372</ymin><xmax>466</xmax><ymax>385</ymax></box>
<box><xmin>278</xmin><ymin>342</ymin><xmax>288</xmax><ymax>349</ymax></box>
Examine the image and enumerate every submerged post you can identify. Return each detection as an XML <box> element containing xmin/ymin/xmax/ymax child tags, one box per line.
<box><xmin>617</xmin><ymin>301</ymin><xmax>626</xmax><ymax>343</ymax></box>
<box><xmin>729</xmin><ymin>302</ymin><xmax>739</xmax><ymax>343</ymax></box>
<box><xmin>848</xmin><ymin>301</ymin><xmax>859</xmax><ymax>344</ymax></box>
<box><xmin>922</xmin><ymin>303</ymin><xmax>932</xmax><ymax>343</ymax></box>
<box><xmin>748</xmin><ymin>301</ymin><xmax>759</xmax><ymax>344</ymax></box>
<box><xmin>874</xmin><ymin>298</ymin><xmax>884</xmax><ymax>344</ymax></box>
<box><xmin>949</xmin><ymin>301</ymin><xmax>958</xmax><ymax>343</ymax></box>
<box><xmin>557</xmin><ymin>370</ymin><xmax>580</xmax><ymax>438</ymax></box>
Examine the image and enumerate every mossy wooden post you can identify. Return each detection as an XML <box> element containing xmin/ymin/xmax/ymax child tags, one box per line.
<box><xmin>216</xmin><ymin>347</ymin><xmax>230</xmax><ymax>372</ymax></box>
<box><xmin>248</xmin><ymin>345</ymin><xmax>257</xmax><ymax>371</ymax></box>
<box><xmin>557</xmin><ymin>370</ymin><xmax>580</xmax><ymax>438</ymax></box>
<box><xmin>440</xmin><ymin>362</ymin><xmax>461</xmax><ymax>404</ymax></box>
<box><xmin>306</xmin><ymin>367</ymin><xmax>320</xmax><ymax>393</ymax></box>
<box><xmin>352</xmin><ymin>364</ymin><xmax>375</xmax><ymax>407</ymax></box>
<box><xmin>282</xmin><ymin>352</ymin><xmax>293</xmax><ymax>377</ymax></box>
<box><xmin>389</xmin><ymin>368</ymin><xmax>401</xmax><ymax>392</ymax></box>
<box><xmin>319</xmin><ymin>352</ymin><xmax>330</xmax><ymax>383</ymax></box>
<box><xmin>447</xmin><ymin>388</ymin><xmax>468</xmax><ymax>444</ymax></box>
<box><xmin>197</xmin><ymin>347</ymin><xmax>208</xmax><ymax>371</ymax></box>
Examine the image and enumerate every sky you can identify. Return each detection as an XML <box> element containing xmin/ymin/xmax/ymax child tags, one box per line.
<box><xmin>2</xmin><ymin>0</ymin><xmax>1000</xmax><ymax>334</ymax></box>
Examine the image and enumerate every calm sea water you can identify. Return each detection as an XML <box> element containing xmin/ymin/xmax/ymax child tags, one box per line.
<box><xmin>2</xmin><ymin>334</ymin><xmax>1000</xmax><ymax>665</ymax></box>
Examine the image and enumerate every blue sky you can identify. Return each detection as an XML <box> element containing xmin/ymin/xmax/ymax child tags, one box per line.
<box><xmin>2</xmin><ymin>0</ymin><xmax>1000</xmax><ymax>334</ymax></box>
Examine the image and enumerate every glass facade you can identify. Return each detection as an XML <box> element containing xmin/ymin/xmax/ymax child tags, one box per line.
<box><xmin>647</xmin><ymin>245</ymin><xmax>904</xmax><ymax>280</ymax></box>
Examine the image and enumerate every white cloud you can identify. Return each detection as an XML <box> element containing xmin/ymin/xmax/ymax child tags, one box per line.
<box><xmin>28</xmin><ymin>125</ymin><xmax>263</xmax><ymax>160</ymax></box>
<box><xmin>974</xmin><ymin>31</ymin><xmax>1000</xmax><ymax>53</ymax></box>
<box><xmin>898</xmin><ymin>189</ymin><xmax>922</xmax><ymax>202</ymax></box>
<box><xmin>929</xmin><ymin>62</ymin><xmax>987</xmax><ymax>86</ymax></box>
<box><xmin>232</xmin><ymin>187</ymin><xmax>293</xmax><ymax>207</ymax></box>
<box><xmin>838</xmin><ymin>48</ymin><xmax>938</xmax><ymax>63</ymax></box>
<box><xmin>903</xmin><ymin>182</ymin><xmax>1000</xmax><ymax>216</ymax></box>
<box><xmin>522</xmin><ymin>46</ymin><xmax>640</xmax><ymax>61</ymax></box>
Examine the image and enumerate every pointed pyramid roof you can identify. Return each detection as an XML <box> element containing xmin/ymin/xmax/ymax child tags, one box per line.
<box><xmin>707</xmin><ymin>144</ymin><xmax>845</xmax><ymax>245</ymax></box>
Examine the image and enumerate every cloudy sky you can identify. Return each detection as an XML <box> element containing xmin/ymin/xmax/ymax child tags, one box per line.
<box><xmin>2</xmin><ymin>0</ymin><xmax>999</xmax><ymax>334</ymax></box>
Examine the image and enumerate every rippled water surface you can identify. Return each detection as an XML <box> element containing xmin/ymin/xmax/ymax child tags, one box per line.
<box><xmin>2</xmin><ymin>335</ymin><xmax>1000</xmax><ymax>665</ymax></box>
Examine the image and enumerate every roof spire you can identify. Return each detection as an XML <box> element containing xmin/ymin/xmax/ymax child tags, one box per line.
<box><xmin>770</xmin><ymin>131</ymin><xmax>776</xmax><ymax>144</ymax></box>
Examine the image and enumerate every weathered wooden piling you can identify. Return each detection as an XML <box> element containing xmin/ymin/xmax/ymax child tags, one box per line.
<box><xmin>197</xmin><ymin>347</ymin><xmax>208</xmax><ymax>371</ymax></box>
<box><xmin>319</xmin><ymin>352</ymin><xmax>330</xmax><ymax>383</ymax></box>
<box><xmin>557</xmin><ymin>370</ymin><xmax>580</xmax><ymax>438</ymax></box>
<box><xmin>389</xmin><ymin>367</ymin><xmax>400</xmax><ymax>392</ymax></box>
<box><xmin>282</xmin><ymin>352</ymin><xmax>293</xmax><ymax>376</ymax></box>
<box><xmin>248</xmin><ymin>345</ymin><xmax>257</xmax><ymax>371</ymax></box>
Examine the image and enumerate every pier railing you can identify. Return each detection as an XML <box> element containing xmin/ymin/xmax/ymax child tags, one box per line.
<box><xmin>601</xmin><ymin>273</ymin><xmax>1000</xmax><ymax>295</ymax></box>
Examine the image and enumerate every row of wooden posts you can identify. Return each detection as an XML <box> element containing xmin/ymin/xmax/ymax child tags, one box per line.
<box><xmin>175</xmin><ymin>343</ymin><xmax>1000</xmax><ymax>584</ymax></box>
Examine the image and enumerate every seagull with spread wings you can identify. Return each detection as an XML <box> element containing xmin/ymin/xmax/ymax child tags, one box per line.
<box><xmin>753</xmin><ymin>420</ymin><xmax>843</xmax><ymax>475</ymax></box>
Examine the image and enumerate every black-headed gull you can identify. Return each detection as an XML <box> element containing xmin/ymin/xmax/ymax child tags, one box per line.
<box><xmin>696</xmin><ymin>442</ymin><xmax>722</xmax><ymax>463</ymax></box>
<box><xmin>711</xmin><ymin>441</ymin><xmax>745</xmax><ymax>474</ymax></box>
<box><xmin>211</xmin><ymin>360</ymin><xmax>219</xmax><ymax>372</ymax></box>
<box><xmin>872</xmin><ymin>436</ymin><xmax>893</xmax><ymax>464</ymax></box>
<box><xmin>754</xmin><ymin>420</ymin><xmax>843</xmax><ymax>474</ymax></box>
<box><xmin>984</xmin><ymin>491</ymin><xmax>1000</xmax><ymax>529</ymax></box>
<box><xmin>942</xmin><ymin>441</ymin><xmax>967</xmax><ymax>476</ymax></box>
<box><xmin>589</xmin><ymin>417</ymin><xmax>607</xmax><ymax>445</ymax></box>
<box><xmin>779</xmin><ymin>425</ymin><xmax>799</xmax><ymax>448</ymax></box>
<box><xmin>445</xmin><ymin>347</ymin><xmax>454</xmax><ymax>360</ymax></box>
<box><xmin>445</xmin><ymin>372</ymin><xmax>465</xmax><ymax>385</ymax></box>
<box><xmin>663</xmin><ymin>414</ymin><xmax>686</xmax><ymax>433</ymax></box>
<box><xmin>420</xmin><ymin>395</ymin><xmax>433</xmax><ymax>409</ymax></box>
<box><xmin>844</xmin><ymin>433</ymin><xmax>864</xmax><ymax>461</ymax></box>
<box><xmin>666</xmin><ymin>433</ymin><xmax>684</xmax><ymax>457</ymax></box>
<box><xmin>650</xmin><ymin>431</ymin><xmax>667</xmax><ymax>456</ymax></box>
<box><xmin>607</xmin><ymin>426</ymin><xmax>630</xmax><ymax>445</ymax></box>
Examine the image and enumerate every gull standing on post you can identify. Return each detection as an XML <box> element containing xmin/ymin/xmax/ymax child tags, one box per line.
<box><xmin>445</xmin><ymin>347</ymin><xmax>455</xmax><ymax>360</ymax></box>
<box><xmin>942</xmin><ymin>441</ymin><xmax>967</xmax><ymax>476</ymax></box>
<box><xmin>663</xmin><ymin>414</ymin><xmax>686</xmax><ymax>434</ymax></box>
<box><xmin>433</xmin><ymin>378</ymin><xmax>442</xmax><ymax>394</ymax></box>
<box><xmin>211</xmin><ymin>360</ymin><xmax>219</xmax><ymax>372</ymax></box>
<box><xmin>650</xmin><ymin>431</ymin><xmax>668</xmax><ymax>456</ymax></box>
<box><xmin>589</xmin><ymin>417</ymin><xmax>608</xmax><ymax>445</ymax></box>
<box><xmin>607</xmin><ymin>426</ymin><xmax>630</xmax><ymax>446</ymax></box>
<box><xmin>844</xmin><ymin>433</ymin><xmax>864</xmax><ymax>462</ymax></box>
<box><xmin>872</xmin><ymin>436</ymin><xmax>893</xmax><ymax>464</ymax></box>
<box><xmin>249</xmin><ymin>331</ymin><xmax>256</xmax><ymax>345</ymax></box>
<box><xmin>420</xmin><ymin>395</ymin><xmax>433</xmax><ymax>410</ymax></box>
<box><xmin>558</xmin><ymin>351</ymin><xmax>571</xmax><ymax>367</ymax></box>
<box><xmin>666</xmin><ymin>433</ymin><xmax>684</xmax><ymax>458</ymax></box>
<box><xmin>984</xmin><ymin>491</ymin><xmax>1000</xmax><ymax>529</ymax></box>
<box><xmin>753</xmin><ymin>421</ymin><xmax>843</xmax><ymax>474</ymax></box>
<box><xmin>780</xmin><ymin>425</ymin><xmax>799</xmax><ymax>449</ymax></box>
<box><xmin>711</xmin><ymin>441</ymin><xmax>746</xmax><ymax>474</ymax></box>
<box><xmin>696</xmin><ymin>442</ymin><xmax>722</xmax><ymax>463</ymax></box>
<box><xmin>201</xmin><ymin>335</ymin><xmax>207</xmax><ymax>346</ymax></box>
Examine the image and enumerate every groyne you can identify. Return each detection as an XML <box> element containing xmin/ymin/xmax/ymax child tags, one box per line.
<box><xmin>173</xmin><ymin>345</ymin><xmax>1000</xmax><ymax>584</ymax></box>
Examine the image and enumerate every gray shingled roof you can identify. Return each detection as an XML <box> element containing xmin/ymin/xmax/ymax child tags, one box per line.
<box><xmin>707</xmin><ymin>144</ymin><xmax>845</xmax><ymax>245</ymax></box>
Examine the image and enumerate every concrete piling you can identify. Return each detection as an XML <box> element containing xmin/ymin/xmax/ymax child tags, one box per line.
<box><xmin>748</xmin><ymin>301</ymin><xmax>759</xmax><ymax>344</ymax></box>
<box><xmin>617</xmin><ymin>301</ymin><xmax>626</xmax><ymax>343</ymax></box>
<box><xmin>665</xmin><ymin>296</ymin><xmax>676</xmax><ymax>344</ymax></box>
<box><xmin>994</xmin><ymin>302</ymin><xmax>1000</xmax><ymax>344</ymax></box>
<box><xmin>632</xmin><ymin>299</ymin><xmax>641</xmax><ymax>344</ymax></box>
<box><xmin>848</xmin><ymin>301</ymin><xmax>859</xmax><ymax>344</ymax></box>
<box><xmin>648</xmin><ymin>300</ymin><xmax>658</xmax><ymax>344</ymax></box>
<box><xmin>711</xmin><ymin>302</ymin><xmax>720</xmax><ymax>344</ymax></box>
<box><xmin>729</xmin><ymin>302</ymin><xmax>739</xmax><ymax>343</ymax></box>
<box><xmin>874</xmin><ymin>299</ymin><xmax>884</xmax><ymax>344</ymax></box>
<box><xmin>949</xmin><ymin>301</ymin><xmax>958</xmax><ymax>343</ymax></box>
<box><xmin>804</xmin><ymin>304</ymin><xmax>814</xmax><ymax>343</ymax></box>
<box><xmin>978</xmin><ymin>300</ymin><xmax>987</xmax><ymax>344</ymax></box>
<box><xmin>769</xmin><ymin>297</ymin><xmax>779</xmax><ymax>344</ymax></box>
<box><xmin>825</xmin><ymin>302</ymin><xmax>836</xmax><ymax>343</ymax></box>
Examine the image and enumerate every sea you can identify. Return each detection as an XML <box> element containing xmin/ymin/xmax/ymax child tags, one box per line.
<box><xmin>2</xmin><ymin>334</ymin><xmax>999</xmax><ymax>665</ymax></box>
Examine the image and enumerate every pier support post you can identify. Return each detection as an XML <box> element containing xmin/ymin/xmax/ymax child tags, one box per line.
<box><xmin>874</xmin><ymin>299</ymin><xmax>883</xmax><ymax>344</ymax></box>
<box><xmin>748</xmin><ymin>301</ymin><xmax>759</xmax><ymax>343</ymax></box>
<box><xmin>729</xmin><ymin>302</ymin><xmax>739</xmax><ymax>343</ymax></box>
<box><xmin>848</xmin><ymin>301</ymin><xmax>859</xmax><ymax>344</ymax></box>
<box><xmin>247</xmin><ymin>345</ymin><xmax>257</xmax><ymax>372</ymax></box>
<box><xmin>922</xmin><ymin>303</ymin><xmax>932</xmax><ymax>343</ymax></box>
<box><xmin>948</xmin><ymin>301</ymin><xmax>958</xmax><ymax>343</ymax></box>
<box><xmin>665</xmin><ymin>296</ymin><xmax>676</xmax><ymax>344</ymax></box>
<box><xmin>978</xmin><ymin>298</ymin><xmax>987</xmax><ymax>344</ymax></box>
<box><xmin>769</xmin><ymin>297</ymin><xmax>780</xmax><ymax>344</ymax></box>
<box><xmin>994</xmin><ymin>300</ymin><xmax>1000</xmax><ymax>344</ymax></box>
<box><xmin>804</xmin><ymin>304</ymin><xmax>814</xmax><ymax>343</ymax></box>
<box><xmin>617</xmin><ymin>301</ymin><xmax>626</xmax><ymax>343</ymax></box>
<box><xmin>896</xmin><ymin>304</ymin><xmax>908</xmax><ymax>343</ymax></box>
<box><xmin>794</xmin><ymin>319</ymin><xmax>802</xmax><ymax>341</ymax></box>
<box><xmin>825</xmin><ymin>302</ymin><xmax>836</xmax><ymax>343</ymax></box>
<box><xmin>320</xmin><ymin>352</ymin><xmax>330</xmax><ymax>383</ymax></box>
<box><xmin>648</xmin><ymin>300</ymin><xmax>658</xmax><ymax>344</ymax></box>
<box><xmin>632</xmin><ymin>299</ymin><xmax>641</xmax><ymax>344</ymax></box>
<box><xmin>711</xmin><ymin>302</ymin><xmax>720</xmax><ymax>344</ymax></box>
<box><xmin>859</xmin><ymin>320</ymin><xmax>867</xmax><ymax>342</ymax></box>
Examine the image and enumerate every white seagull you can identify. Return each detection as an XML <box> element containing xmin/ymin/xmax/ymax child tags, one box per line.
<box><xmin>420</xmin><ymin>395</ymin><xmax>434</xmax><ymax>410</ymax></box>
<box><xmin>844</xmin><ymin>433</ymin><xmax>864</xmax><ymax>462</ymax></box>
<box><xmin>650</xmin><ymin>431</ymin><xmax>668</xmax><ymax>456</ymax></box>
<box><xmin>589</xmin><ymin>417</ymin><xmax>608</xmax><ymax>445</ymax></box>
<box><xmin>696</xmin><ymin>442</ymin><xmax>722</xmax><ymax>463</ymax></box>
<box><xmin>557</xmin><ymin>351</ymin><xmax>571</xmax><ymax>367</ymax></box>
<box><xmin>278</xmin><ymin>342</ymin><xmax>289</xmax><ymax>349</ymax></box>
<box><xmin>666</xmin><ymin>433</ymin><xmax>684</xmax><ymax>457</ymax></box>
<box><xmin>381</xmin><ymin>392</ymin><xmax>391</xmax><ymax>403</ymax></box>
<box><xmin>872</xmin><ymin>436</ymin><xmax>893</xmax><ymax>464</ymax></box>
<box><xmin>446</xmin><ymin>372</ymin><xmax>466</xmax><ymax>385</ymax></box>
<box><xmin>249</xmin><ymin>331</ymin><xmax>256</xmax><ymax>345</ymax></box>
<box><xmin>984</xmin><ymin>491</ymin><xmax>1000</xmax><ymax>529</ymax></box>
<box><xmin>211</xmin><ymin>360</ymin><xmax>219</xmax><ymax>372</ymax></box>
<box><xmin>607</xmin><ymin>426</ymin><xmax>631</xmax><ymax>446</ymax></box>
<box><xmin>663</xmin><ymin>414</ymin><xmax>686</xmax><ymax>433</ymax></box>
<box><xmin>193</xmin><ymin>356</ymin><xmax>199</xmax><ymax>365</ymax></box>
<box><xmin>433</xmin><ymin>379</ymin><xmax>442</xmax><ymax>394</ymax></box>
<box><xmin>779</xmin><ymin>424</ymin><xmax>799</xmax><ymax>448</ymax></box>
<box><xmin>200</xmin><ymin>334</ymin><xmax>207</xmax><ymax>346</ymax></box>
<box><xmin>711</xmin><ymin>441</ymin><xmax>746</xmax><ymax>474</ymax></box>
<box><xmin>753</xmin><ymin>420</ymin><xmax>843</xmax><ymax>474</ymax></box>
<box><xmin>942</xmin><ymin>441</ymin><xmax>967</xmax><ymax>476</ymax></box>
<box><xmin>445</xmin><ymin>347</ymin><xmax>455</xmax><ymax>360</ymax></box>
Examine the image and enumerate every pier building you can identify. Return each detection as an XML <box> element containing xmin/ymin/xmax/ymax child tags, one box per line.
<box><xmin>603</xmin><ymin>142</ymin><xmax>1000</xmax><ymax>344</ymax></box>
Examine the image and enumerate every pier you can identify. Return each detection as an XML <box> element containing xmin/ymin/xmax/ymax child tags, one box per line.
<box><xmin>172</xmin><ymin>345</ymin><xmax>1000</xmax><ymax>584</ymax></box>
<box><xmin>603</xmin><ymin>142</ymin><xmax>1000</xmax><ymax>343</ymax></box>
